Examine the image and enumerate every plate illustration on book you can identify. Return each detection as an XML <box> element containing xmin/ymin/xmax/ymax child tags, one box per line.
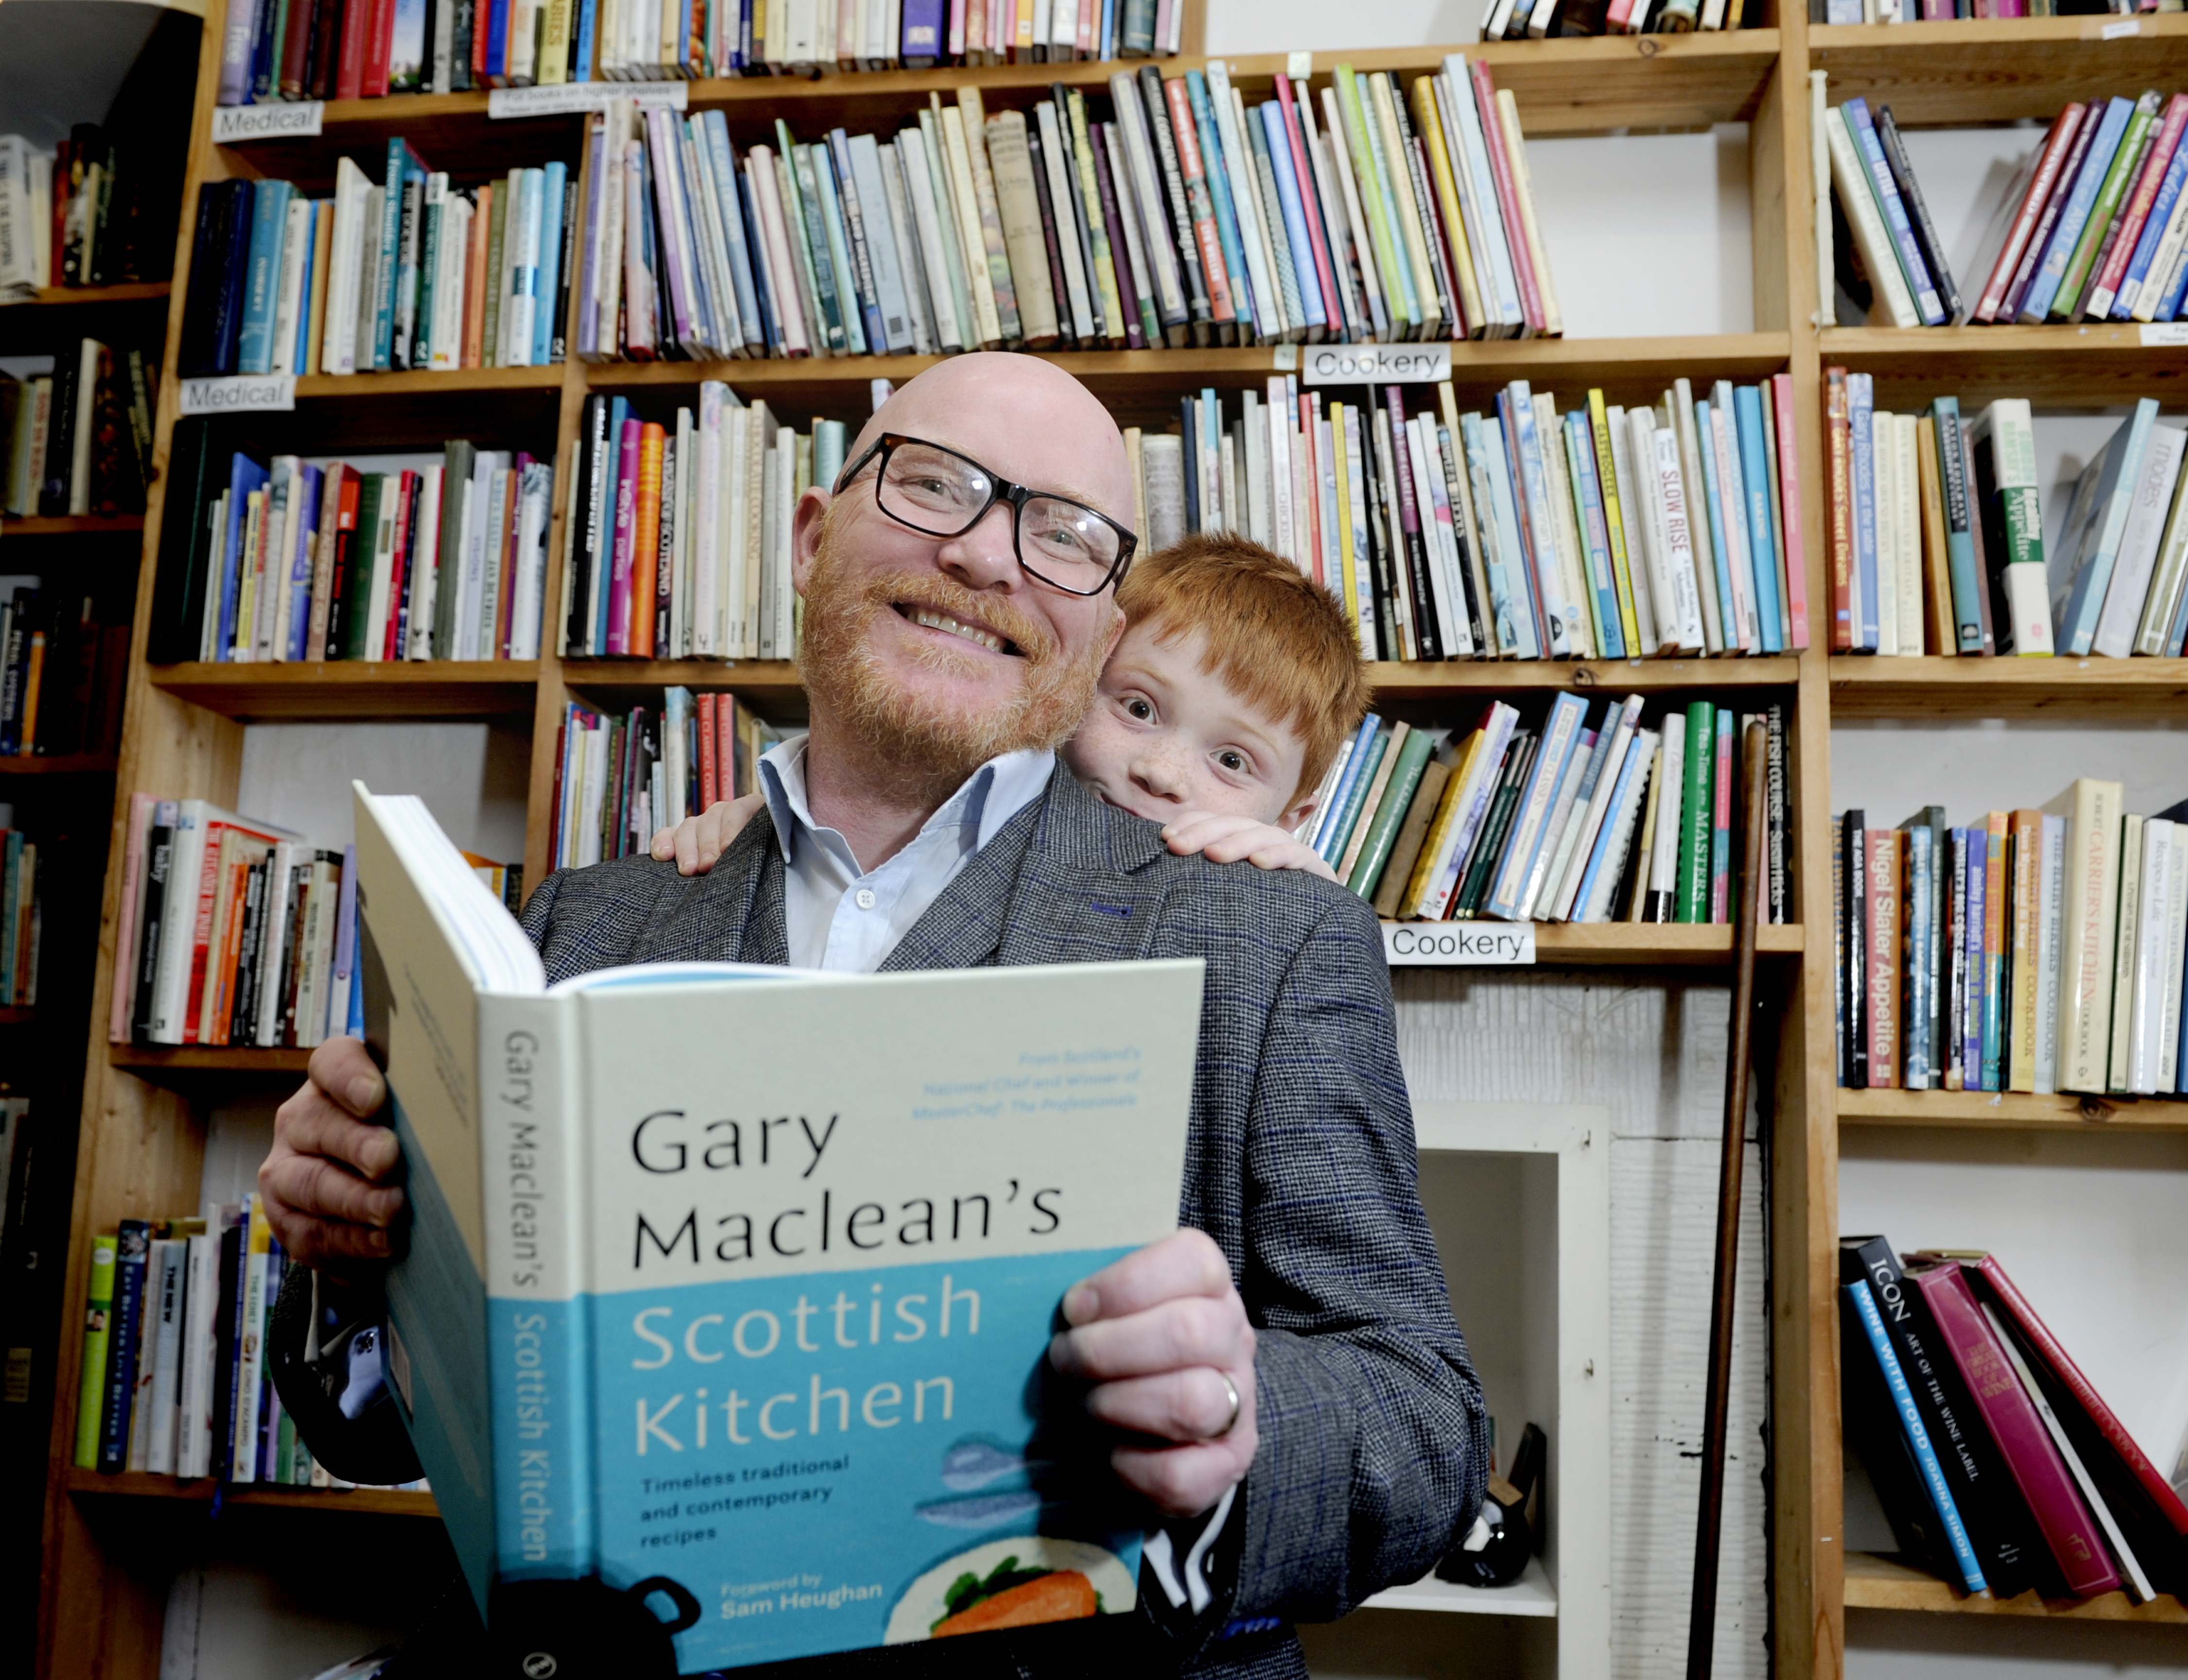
<box><xmin>883</xmin><ymin>1537</ymin><xmax>1134</xmax><ymax>1643</ymax></box>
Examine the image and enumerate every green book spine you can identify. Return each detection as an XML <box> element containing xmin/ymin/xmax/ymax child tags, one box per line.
<box><xmin>415</xmin><ymin>198</ymin><xmax>440</xmax><ymax>371</ymax></box>
<box><xmin>483</xmin><ymin>182</ymin><xmax>510</xmax><ymax>369</ymax></box>
<box><xmin>1350</xmin><ymin>726</ymin><xmax>1438</xmax><ymax>899</ymax></box>
<box><xmin>1999</xmin><ymin>488</ymin><xmax>2044</xmax><ymax>571</ymax></box>
<box><xmin>1458</xmin><ymin>780</ymin><xmax>1524</xmax><ymax>918</ymax></box>
<box><xmin>1932</xmin><ymin>398</ymin><xmax>1983</xmax><ymax>654</ymax></box>
<box><xmin>73</xmin><ymin>1235</ymin><xmax>117</xmax><ymax>1470</ymax></box>
<box><xmin>1323</xmin><ymin>729</ymin><xmax>1391</xmax><ymax>873</ymax></box>
<box><xmin>341</xmin><ymin>476</ymin><xmax>384</xmax><ymax>661</ymax></box>
<box><xmin>2053</xmin><ymin>97</ymin><xmax>2157</xmax><ymax>319</ymax></box>
<box><xmin>1676</xmin><ymin>700</ymin><xmax>1714</xmax><ymax>923</ymax></box>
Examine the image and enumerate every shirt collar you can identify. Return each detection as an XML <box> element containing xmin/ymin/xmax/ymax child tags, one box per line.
<box><xmin>758</xmin><ymin>735</ymin><xmax>1056</xmax><ymax>874</ymax></box>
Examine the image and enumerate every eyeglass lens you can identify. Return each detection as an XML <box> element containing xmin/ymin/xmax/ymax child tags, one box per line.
<box><xmin>876</xmin><ymin>440</ymin><xmax>1123</xmax><ymax>589</ymax></box>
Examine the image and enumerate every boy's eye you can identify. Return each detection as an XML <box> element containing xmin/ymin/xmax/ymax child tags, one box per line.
<box><xmin>1124</xmin><ymin>698</ymin><xmax>1154</xmax><ymax>721</ymax></box>
<box><xmin>1218</xmin><ymin>751</ymin><xmax>1249</xmax><ymax>773</ymax></box>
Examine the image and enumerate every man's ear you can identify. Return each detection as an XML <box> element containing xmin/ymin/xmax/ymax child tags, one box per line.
<box><xmin>790</xmin><ymin>486</ymin><xmax>832</xmax><ymax>597</ymax></box>
<box><xmin>1100</xmin><ymin>601</ymin><xmax>1127</xmax><ymax>662</ymax></box>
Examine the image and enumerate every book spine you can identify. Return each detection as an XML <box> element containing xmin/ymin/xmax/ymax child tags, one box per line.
<box><xmin>73</xmin><ymin>1235</ymin><xmax>117</xmax><ymax>1468</ymax></box>
<box><xmin>97</xmin><ymin>1221</ymin><xmax>149</xmax><ymax>1472</ymax></box>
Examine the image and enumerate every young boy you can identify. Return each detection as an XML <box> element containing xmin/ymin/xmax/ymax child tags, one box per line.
<box><xmin>651</xmin><ymin>533</ymin><xmax>1371</xmax><ymax>879</ymax></box>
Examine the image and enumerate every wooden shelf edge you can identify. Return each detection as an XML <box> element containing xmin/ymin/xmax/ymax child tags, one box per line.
<box><xmin>0</xmin><ymin>754</ymin><xmax>119</xmax><ymax>775</ymax></box>
<box><xmin>1843</xmin><ymin>1552</ymin><xmax>2188</xmax><ymax>1622</ymax></box>
<box><xmin>1389</xmin><ymin>921</ymin><xmax>1802</xmax><ymax>966</ymax></box>
<box><xmin>1837</xmin><ymin>1088</ymin><xmax>2188</xmax><ymax>1131</ymax></box>
<box><xmin>110</xmin><ymin>1045</ymin><xmax>314</xmax><ymax>1075</ymax></box>
<box><xmin>1819</xmin><ymin>324</ymin><xmax>2177</xmax><ymax>357</ymax></box>
<box><xmin>0</xmin><ymin>1007</ymin><xmax>33</xmax><ymax>1024</ymax></box>
<box><xmin>65</xmin><ymin>1468</ymin><xmax>438</xmax><ymax>1518</ymax></box>
<box><xmin>1</xmin><ymin>515</ymin><xmax>146</xmax><ymax>537</ymax></box>
<box><xmin>1831</xmin><ymin>656</ymin><xmax>2188</xmax><ymax>718</ymax></box>
<box><xmin>0</xmin><ymin>282</ymin><xmax>171</xmax><ymax>311</ymax></box>
<box><xmin>150</xmin><ymin>661</ymin><xmax>542</xmax><ymax>719</ymax></box>
<box><xmin>1813</xmin><ymin>14</ymin><xmax>2188</xmax><ymax>49</ymax></box>
<box><xmin>292</xmin><ymin>366</ymin><xmax>564</xmax><ymax>398</ymax></box>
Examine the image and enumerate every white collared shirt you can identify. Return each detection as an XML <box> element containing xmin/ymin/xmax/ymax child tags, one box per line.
<box><xmin>757</xmin><ymin>736</ymin><xmax>1056</xmax><ymax>972</ymax></box>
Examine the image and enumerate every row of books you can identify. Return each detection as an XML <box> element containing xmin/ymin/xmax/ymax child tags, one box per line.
<box><xmin>1836</xmin><ymin>780</ymin><xmax>2188</xmax><ymax>1097</ymax></box>
<box><xmin>153</xmin><ymin>428</ymin><xmax>559</xmax><ymax>666</ymax></box>
<box><xmin>1828</xmin><ymin>88</ymin><xmax>2188</xmax><ymax>329</ymax></box>
<box><xmin>1480</xmin><ymin>0</ymin><xmax>1758</xmax><ymax>36</ymax></box>
<box><xmin>577</xmin><ymin>56</ymin><xmax>1561</xmax><ymax>367</ymax></box>
<box><xmin>1131</xmin><ymin>375</ymin><xmax>1806</xmax><ymax>666</ymax></box>
<box><xmin>0</xmin><ymin>816</ymin><xmax>43</xmax><ymax>1008</ymax></box>
<box><xmin>217</xmin><ymin>0</ymin><xmax>1190</xmax><ymax>105</ymax></box>
<box><xmin>0</xmin><ymin>581</ymin><xmax>133</xmax><ymax>759</ymax></box>
<box><xmin>560</xmin><ymin>391</ymin><xmax>831</xmax><ymax>659</ymax></box>
<box><xmin>0</xmin><ymin>126</ymin><xmax>164</xmax><ymax>299</ymax></box>
<box><xmin>180</xmin><ymin>144</ymin><xmax>575</xmax><ymax>379</ymax></box>
<box><xmin>1839</xmin><ymin>1238</ymin><xmax>2188</xmax><ymax>1604</ymax></box>
<box><xmin>1828</xmin><ymin>384</ymin><xmax>2188</xmax><ymax>659</ymax></box>
<box><xmin>0</xmin><ymin>341</ymin><xmax>156</xmax><ymax>519</ymax></box>
<box><xmin>549</xmin><ymin>686</ymin><xmax>784</xmax><ymax>867</ymax></box>
<box><xmin>1348</xmin><ymin>695</ymin><xmax>1789</xmax><ymax>927</ymax></box>
<box><xmin>72</xmin><ymin>1202</ymin><xmax>427</xmax><ymax>1494</ymax></box>
<box><xmin>1817</xmin><ymin>0</ymin><xmax>2110</xmax><ymax>19</ymax></box>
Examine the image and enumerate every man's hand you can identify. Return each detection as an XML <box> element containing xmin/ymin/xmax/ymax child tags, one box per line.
<box><xmin>649</xmin><ymin>793</ymin><xmax>764</xmax><ymax>877</ymax></box>
<box><xmin>259</xmin><ymin>1037</ymin><xmax>405</xmax><ymax>1271</ymax></box>
<box><xmin>1048</xmin><ymin>1229</ymin><xmax>1256</xmax><ymax>1519</ymax></box>
<box><xmin>1160</xmin><ymin>812</ymin><xmax>1336</xmax><ymax>881</ymax></box>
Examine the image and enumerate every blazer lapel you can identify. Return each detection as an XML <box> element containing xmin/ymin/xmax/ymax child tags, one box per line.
<box><xmin>627</xmin><ymin>814</ymin><xmax>787</xmax><ymax>966</ymax></box>
<box><xmin>876</xmin><ymin>789</ymin><xmax>1044</xmax><ymax>974</ymax></box>
<box><xmin>995</xmin><ymin>769</ymin><xmax>1170</xmax><ymax>968</ymax></box>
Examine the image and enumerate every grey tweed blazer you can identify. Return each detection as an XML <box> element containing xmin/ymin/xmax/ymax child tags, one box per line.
<box><xmin>520</xmin><ymin>764</ymin><xmax>1486</xmax><ymax>1680</ymax></box>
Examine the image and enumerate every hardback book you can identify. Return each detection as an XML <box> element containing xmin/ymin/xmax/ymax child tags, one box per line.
<box><xmin>2043</xmin><ymin>777</ymin><xmax>2124</xmax><ymax>1095</ymax></box>
<box><xmin>353</xmin><ymin>784</ymin><xmax>1203</xmax><ymax>1672</ymax></box>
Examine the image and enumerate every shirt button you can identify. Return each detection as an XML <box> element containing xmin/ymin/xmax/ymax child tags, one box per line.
<box><xmin>854</xmin><ymin>888</ymin><xmax>877</xmax><ymax>910</ymax></box>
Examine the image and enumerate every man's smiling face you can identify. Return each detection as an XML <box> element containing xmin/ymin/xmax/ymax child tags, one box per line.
<box><xmin>789</xmin><ymin>356</ymin><xmax>1136</xmax><ymax>782</ymax></box>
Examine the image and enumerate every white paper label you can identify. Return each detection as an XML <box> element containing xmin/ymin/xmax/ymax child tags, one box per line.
<box><xmin>179</xmin><ymin>375</ymin><xmax>297</xmax><ymax>415</ymax></box>
<box><xmin>1303</xmin><ymin>343</ymin><xmax>1453</xmax><ymax>385</ymax></box>
<box><xmin>1287</xmin><ymin>51</ymin><xmax>1314</xmax><ymax>80</ymax></box>
<box><xmin>2140</xmin><ymin>322</ymin><xmax>2188</xmax><ymax>347</ymax></box>
<box><xmin>1271</xmin><ymin>343</ymin><xmax>1299</xmax><ymax>371</ymax></box>
<box><xmin>488</xmin><ymin>81</ymin><xmax>689</xmax><ymax>118</ymax></box>
<box><xmin>1382</xmin><ymin>922</ymin><xmax>1536</xmax><ymax>966</ymax></box>
<box><xmin>2101</xmin><ymin>18</ymin><xmax>2140</xmax><ymax>39</ymax></box>
<box><xmin>212</xmin><ymin>101</ymin><xmax>325</xmax><ymax>143</ymax></box>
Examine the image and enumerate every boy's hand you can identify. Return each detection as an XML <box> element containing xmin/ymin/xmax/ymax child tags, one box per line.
<box><xmin>649</xmin><ymin>793</ymin><xmax>764</xmax><ymax>876</ymax></box>
<box><xmin>1160</xmin><ymin>813</ymin><xmax>1336</xmax><ymax>881</ymax></box>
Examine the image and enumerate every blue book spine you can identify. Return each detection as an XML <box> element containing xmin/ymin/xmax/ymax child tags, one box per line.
<box><xmin>595</xmin><ymin>397</ymin><xmax>628</xmax><ymax>648</ymax></box>
<box><xmin>2058</xmin><ymin>400</ymin><xmax>2157</xmax><ymax>655</ymax></box>
<box><xmin>97</xmin><ymin>1221</ymin><xmax>151</xmax><ymax>1472</ymax></box>
<box><xmin>288</xmin><ymin>465</ymin><xmax>321</xmax><ymax>661</ymax></box>
<box><xmin>1187</xmin><ymin>73</ymin><xmax>1254</xmax><ymax>339</ymax></box>
<box><xmin>2114</xmin><ymin>133</ymin><xmax>2188</xmax><ymax>318</ymax></box>
<box><xmin>486</xmin><ymin>0</ymin><xmax>511</xmax><ymax>82</ymax></box>
<box><xmin>573</xmin><ymin>0</ymin><xmax>598</xmax><ymax>79</ymax></box>
<box><xmin>1486</xmin><ymin>692</ymin><xmax>1588</xmax><ymax>921</ymax></box>
<box><xmin>1314</xmin><ymin>716</ymin><xmax>1383</xmax><ymax>861</ymax></box>
<box><xmin>249</xmin><ymin>0</ymin><xmax>281</xmax><ymax>100</ymax></box>
<box><xmin>2168</xmin><ymin>553</ymin><xmax>2188</xmax><ymax>657</ymax></box>
<box><xmin>374</xmin><ymin>140</ymin><xmax>411</xmax><ymax>371</ymax></box>
<box><xmin>1463</xmin><ymin>414</ymin><xmax>1528</xmax><ymax>660</ymax></box>
<box><xmin>2159</xmin><ymin>232</ymin><xmax>2188</xmax><ymax>322</ymax></box>
<box><xmin>237</xmin><ymin>181</ymin><xmax>292</xmax><ymax>376</ymax></box>
<box><xmin>1905</xmin><ymin>824</ymin><xmax>1933</xmax><ymax>1089</ymax></box>
<box><xmin>1734</xmin><ymin>386</ymin><xmax>1784</xmax><ymax>655</ymax></box>
<box><xmin>1505</xmin><ymin>386</ymin><xmax>1569</xmax><ymax>656</ymax></box>
<box><xmin>708</xmin><ymin>114</ymin><xmax>763</xmax><ymax>351</ymax></box>
<box><xmin>1848</xmin><ymin>374</ymin><xmax>1879</xmax><ymax>652</ymax></box>
<box><xmin>1843</xmin><ymin>98</ymin><xmax>1945</xmax><ymax>325</ymax></box>
<box><xmin>1564</xmin><ymin>413</ymin><xmax>1625</xmax><ymax>659</ymax></box>
<box><xmin>1845</xmin><ymin>1279</ymin><xmax>1989</xmax><ymax>1594</ymax></box>
<box><xmin>532</xmin><ymin>162</ymin><xmax>568</xmax><ymax>367</ymax></box>
<box><xmin>2023</xmin><ymin>97</ymin><xmax>2133</xmax><ymax>323</ymax></box>
<box><xmin>218</xmin><ymin>0</ymin><xmax>262</xmax><ymax>105</ymax></box>
<box><xmin>290</xmin><ymin>201</ymin><xmax>318</xmax><ymax>373</ymax></box>
<box><xmin>735</xmin><ymin>167</ymin><xmax>781</xmax><ymax>355</ymax></box>
<box><xmin>1260</xmin><ymin>101</ymin><xmax>1326</xmax><ymax>332</ymax></box>
<box><xmin>828</xmin><ymin>131</ymin><xmax>886</xmax><ymax>354</ymax></box>
<box><xmin>1694</xmin><ymin>403</ymin><xmax>1741</xmax><ymax>653</ymax></box>
<box><xmin>1570</xmin><ymin>720</ymin><xmax>1652</xmax><ymax>922</ymax></box>
<box><xmin>812</xmin><ymin>145</ymin><xmax>868</xmax><ymax>356</ymax></box>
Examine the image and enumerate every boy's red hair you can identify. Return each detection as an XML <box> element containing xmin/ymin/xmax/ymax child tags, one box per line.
<box><xmin>1114</xmin><ymin>533</ymin><xmax>1371</xmax><ymax>804</ymax></box>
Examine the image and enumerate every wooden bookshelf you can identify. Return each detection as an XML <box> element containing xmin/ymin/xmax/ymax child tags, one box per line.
<box><xmin>0</xmin><ymin>515</ymin><xmax>146</xmax><ymax>538</ymax></box>
<box><xmin>37</xmin><ymin>0</ymin><xmax>2188</xmax><ymax>1676</ymax></box>
<box><xmin>0</xmin><ymin>755</ymin><xmax>120</xmax><ymax>776</ymax></box>
<box><xmin>0</xmin><ymin>283</ymin><xmax>172</xmax><ymax>312</ymax></box>
<box><xmin>1842</xmin><ymin>1551</ymin><xmax>2188</xmax><ymax>1623</ymax></box>
<box><xmin>64</xmin><ymin>1468</ymin><xmax>438</xmax><ymax>1519</ymax></box>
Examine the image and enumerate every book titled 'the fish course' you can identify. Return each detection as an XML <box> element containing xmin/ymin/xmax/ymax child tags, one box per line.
<box><xmin>350</xmin><ymin>783</ymin><xmax>1204</xmax><ymax>1673</ymax></box>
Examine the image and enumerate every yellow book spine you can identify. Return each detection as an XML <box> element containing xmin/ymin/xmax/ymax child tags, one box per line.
<box><xmin>1411</xmin><ymin>76</ymin><xmax>1482</xmax><ymax>339</ymax></box>
<box><xmin>1330</xmin><ymin>402</ymin><xmax>1361</xmax><ymax>645</ymax></box>
<box><xmin>1400</xmin><ymin>728</ymin><xmax>1483</xmax><ymax>919</ymax></box>
<box><xmin>1588</xmin><ymin>388</ymin><xmax>1642</xmax><ymax>654</ymax></box>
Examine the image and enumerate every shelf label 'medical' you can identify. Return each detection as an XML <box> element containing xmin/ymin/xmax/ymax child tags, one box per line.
<box><xmin>1381</xmin><ymin>922</ymin><xmax>1536</xmax><ymax>966</ymax></box>
<box><xmin>489</xmin><ymin>82</ymin><xmax>689</xmax><ymax>118</ymax></box>
<box><xmin>212</xmin><ymin>102</ymin><xmax>325</xmax><ymax>143</ymax></box>
<box><xmin>1303</xmin><ymin>344</ymin><xmax>1453</xmax><ymax>385</ymax></box>
<box><xmin>180</xmin><ymin>375</ymin><xmax>297</xmax><ymax>416</ymax></box>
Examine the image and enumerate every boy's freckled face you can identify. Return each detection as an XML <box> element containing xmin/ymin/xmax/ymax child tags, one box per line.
<box><xmin>1061</xmin><ymin>622</ymin><xmax>1313</xmax><ymax>831</ymax></box>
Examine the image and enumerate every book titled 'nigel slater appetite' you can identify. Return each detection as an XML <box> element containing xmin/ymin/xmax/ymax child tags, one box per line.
<box><xmin>351</xmin><ymin>784</ymin><xmax>1203</xmax><ymax>1673</ymax></box>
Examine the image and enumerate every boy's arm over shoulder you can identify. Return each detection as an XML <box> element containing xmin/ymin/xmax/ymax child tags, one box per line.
<box><xmin>1175</xmin><ymin>869</ymin><xmax>1487</xmax><ymax>1622</ymax></box>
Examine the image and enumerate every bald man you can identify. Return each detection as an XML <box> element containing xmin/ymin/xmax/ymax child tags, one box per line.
<box><xmin>259</xmin><ymin>355</ymin><xmax>1485</xmax><ymax>1680</ymax></box>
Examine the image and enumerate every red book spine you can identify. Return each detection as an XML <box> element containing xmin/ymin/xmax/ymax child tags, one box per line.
<box><xmin>548</xmin><ymin>718</ymin><xmax>568</xmax><ymax>871</ymax></box>
<box><xmin>1978</xmin><ymin>1254</ymin><xmax>2188</xmax><ymax>1537</ymax></box>
<box><xmin>334</xmin><ymin>0</ymin><xmax>371</xmax><ymax>98</ymax></box>
<box><xmin>696</xmin><ymin>692</ymin><xmax>719</xmax><ymax>807</ymax></box>
<box><xmin>1825</xmin><ymin>367</ymin><xmax>1852</xmax><ymax>653</ymax></box>
<box><xmin>1912</xmin><ymin>1264</ymin><xmax>2121</xmax><ymax>1596</ymax></box>
<box><xmin>607</xmin><ymin>420</ymin><xmax>640</xmax><ymax>655</ymax></box>
<box><xmin>1472</xmin><ymin>62</ymin><xmax>1544</xmax><ymax>334</ymax></box>
<box><xmin>1772</xmin><ymin>373</ymin><xmax>1810</xmax><ymax>651</ymax></box>
<box><xmin>50</xmin><ymin>141</ymin><xmax>69</xmax><ymax>290</ymax></box>
<box><xmin>2093</xmin><ymin>93</ymin><xmax>2188</xmax><ymax>312</ymax></box>
<box><xmin>717</xmin><ymin>694</ymin><xmax>738</xmax><ymax>799</ymax></box>
<box><xmin>496</xmin><ymin>461</ymin><xmax>523</xmax><ymax>659</ymax></box>
<box><xmin>1164</xmin><ymin>78</ymin><xmax>1236</xmax><ymax>332</ymax></box>
<box><xmin>1273</xmin><ymin>74</ymin><xmax>1342</xmax><ymax>338</ymax></box>
<box><xmin>1300</xmin><ymin>393</ymin><xmax>1324</xmax><ymax>591</ymax></box>
<box><xmin>382</xmin><ymin>470</ymin><xmax>415</xmax><ymax>661</ymax></box>
<box><xmin>279</xmin><ymin>0</ymin><xmax>317</xmax><ymax>97</ymax></box>
<box><xmin>363</xmin><ymin>0</ymin><xmax>397</xmax><ymax>96</ymax></box>
<box><xmin>1865</xmin><ymin>829</ymin><xmax>1901</xmax><ymax>1086</ymax></box>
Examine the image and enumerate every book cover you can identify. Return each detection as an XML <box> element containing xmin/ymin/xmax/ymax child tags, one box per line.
<box><xmin>353</xmin><ymin>786</ymin><xmax>1200</xmax><ymax>1670</ymax></box>
<box><xmin>2056</xmin><ymin>400</ymin><xmax>2159</xmax><ymax>657</ymax></box>
<box><xmin>72</xmin><ymin>1234</ymin><xmax>117</xmax><ymax>1469</ymax></box>
<box><xmin>2021</xmin><ymin>96</ymin><xmax>2132</xmax><ymax>323</ymax></box>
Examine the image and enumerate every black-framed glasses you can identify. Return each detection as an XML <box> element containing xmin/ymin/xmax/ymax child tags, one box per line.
<box><xmin>832</xmin><ymin>433</ymin><xmax>1138</xmax><ymax>597</ymax></box>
